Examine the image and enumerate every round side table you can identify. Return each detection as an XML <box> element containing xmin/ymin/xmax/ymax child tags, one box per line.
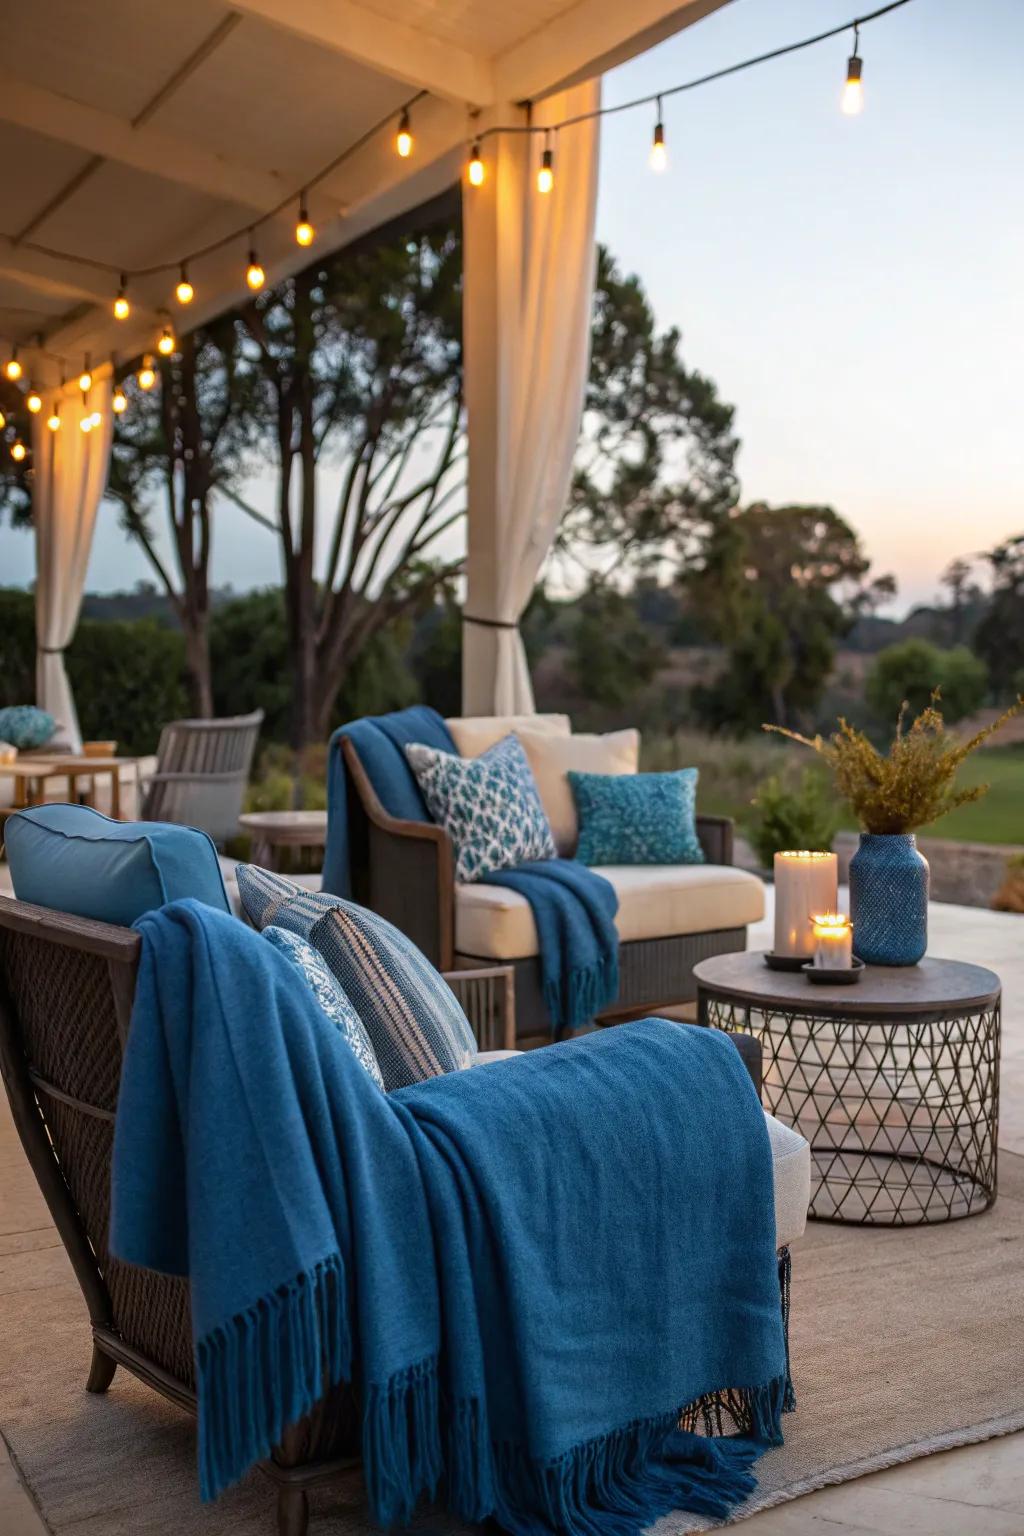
<box><xmin>694</xmin><ymin>952</ymin><xmax>1001</xmax><ymax>1226</ymax></box>
<box><xmin>237</xmin><ymin>810</ymin><xmax>328</xmax><ymax>873</ymax></box>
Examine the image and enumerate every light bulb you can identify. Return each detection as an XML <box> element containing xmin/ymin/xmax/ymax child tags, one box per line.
<box><xmin>5</xmin><ymin>355</ymin><xmax>22</xmax><ymax>382</ymax></box>
<box><xmin>47</xmin><ymin>405</ymin><xmax>60</xmax><ymax>431</ymax></box>
<box><xmin>467</xmin><ymin>143</ymin><xmax>485</xmax><ymax>186</ymax></box>
<box><xmin>80</xmin><ymin>416</ymin><xmax>93</xmax><ymax>434</ymax></box>
<box><xmin>114</xmin><ymin>276</ymin><xmax>130</xmax><ymax>320</ymax></box>
<box><xmin>113</xmin><ymin>388</ymin><xmax>127</xmax><ymax>414</ymax></box>
<box><xmin>295</xmin><ymin>198</ymin><xmax>314</xmax><ymax>246</ymax></box>
<box><xmin>396</xmin><ymin>109</ymin><xmax>413</xmax><ymax>158</ymax></box>
<box><xmin>79</xmin><ymin>370</ymin><xmax>93</xmax><ymax>392</ymax></box>
<box><xmin>537</xmin><ymin>148</ymin><xmax>554</xmax><ymax>195</ymax></box>
<box><xmin>26</xmin><ymin>391</ymin><xmax>42</xmax><ymax>413</ymax></box>
<box><xmin>176</xmin><ymin>265</ymin><xmax>194</xmax><ymax>304</ymax></box>
<box><xmin>90</xmin><ymin>409</ymin><xmax>102</xmax><ymax>428</ymax></box>
<box><xmin>158</xmin><ymin>326</ymin><xmax>175</xmax><ymax>356</ymax></box>
<box><xmin>650</xmin><ymin>122</ymin><xmax>667</xmax><ymax>173</ymax></box>
<box><xmin>10</xmin><ymin>440</ymin><xmax>26</xmax><ymax>461</ymax></box>
<box><xmin>842</xmin><ymin>54</ymin><xmax>864</xmax><ymax>115</ymax></box>
<box><xmin>246</xmin><ymin>249</ymin><xmax>265</xmax><ymax>290</ymax></box>
<box><xmin>138</xmin><ymin>356</ymin><xmax>156</xmax><ymax>390</ymax></box>
<box><xmin>0</xmin><ymin>410</ymin><xmax>5</xmax><ymax>428</ymax></box>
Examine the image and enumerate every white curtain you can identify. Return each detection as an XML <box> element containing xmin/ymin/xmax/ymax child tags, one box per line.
<box><xmin>461</xmin><ymin>80</ymin><xmax>601</xmax><ymax>715</ymax></box>
<box><xmin>31</xmin><ymin>377</ymin><xmax>113</xmax><ymax>752</ymax></box>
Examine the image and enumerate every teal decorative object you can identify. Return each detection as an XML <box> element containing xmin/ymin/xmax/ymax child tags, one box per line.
<box><xmin>0</xmin><ymin>704</ymin><xmax>56</xmax><ymax>750</ymax></box>
<box><xmin>569</xmin><ymin>768</ymin><xmax>705</xmax><ymax>867</ymax></box>
<box><xmin>849</xmin><ymin>833</ymin><xmax>929</xmax><ymax>965</ymax></box>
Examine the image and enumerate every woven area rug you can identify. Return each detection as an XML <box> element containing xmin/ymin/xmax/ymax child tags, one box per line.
<box><xmin>2</xmin><ymin>1156</ymin><xmax>1023</xmax><ymax>1534</ymax></box>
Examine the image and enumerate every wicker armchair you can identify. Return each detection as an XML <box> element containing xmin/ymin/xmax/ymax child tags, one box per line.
<box><xmin>141</xmin><ymin>711</ymin><xmax>264</xmax><ymax>846</ymax></box>
<box><xmin>0</xmin><ymin>894</ymin><xmax>513</xmax><ymax>1536</ymax></box>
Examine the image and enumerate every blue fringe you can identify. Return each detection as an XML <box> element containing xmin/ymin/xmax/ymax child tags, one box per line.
<box><xmin>544</xmin><ymin>951</ymin><xmax>621</xmax><ymax>1034</ymax></box>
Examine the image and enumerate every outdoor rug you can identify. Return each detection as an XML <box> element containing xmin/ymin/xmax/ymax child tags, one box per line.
<box><xmin>2</xmin><ymin>1144</ymin><xmax>1023</xmax><ymax>1534</ymax></box>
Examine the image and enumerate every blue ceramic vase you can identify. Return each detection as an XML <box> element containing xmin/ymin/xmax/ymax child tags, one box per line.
<box><xmin>849</xmin><ymin>833</ymin><xmax>929</xmax><ymax>966</ymax></box>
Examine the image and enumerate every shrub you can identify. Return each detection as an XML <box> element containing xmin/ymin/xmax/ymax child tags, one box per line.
<box><xmin>866</xmin><ymin>639</ymin><xmax>988</xmax><ymax>726</ymax></box>
<box><xmin>745</xmin><ymin>769</ymin><xmax>840</xmax><ymax>869</ymax></box>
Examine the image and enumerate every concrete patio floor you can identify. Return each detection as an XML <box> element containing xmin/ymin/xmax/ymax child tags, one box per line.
<box><xmin>1</xmin><ymin>879</ymin><xmax>1022</xmax><ymax>1533</ymax></box>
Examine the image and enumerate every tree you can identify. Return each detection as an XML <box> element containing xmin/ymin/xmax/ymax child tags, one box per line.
<box><xmin>939</xmin><ymin>557</ymin><xmax>983</xmax><ymax>645</ymax></box>
<box><xmin>107</xmin><ymin>320</ymin><xmax>262</xmax><ymax>715</ymax></box>
<box><xmin>690</xmin><ymin>504</ymin><xmax>896</xmax><ymax>732</ymax></box>
<box><xmin>556</xmin><ymin>247</ymin><xmax>738</xmax><ymax>586</ymax></box>
<box><xmin>866</xmin><ymin>639</ymin><xmax>988</xmax><ymax>726</ymax></box>
<box><xmin>975</xmin><ymin>534</ymin><xmax>1024</xmax><ymax>699</ymax></box>
<box><xmin>568</xmin><ymin>584</ymin><xmax>666</xmax><ymax>708</ymax></box>
<box><xmin>233</xmin><ymin>227</ymin><xmax>465</xmax><ymax>749</ymax></box>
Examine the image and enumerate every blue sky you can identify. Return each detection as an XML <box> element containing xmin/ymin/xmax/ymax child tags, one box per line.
<box><xmin>3</xmin><ymin>0</ymin><xmax>1022</xmax><ymax>613</ymax></box>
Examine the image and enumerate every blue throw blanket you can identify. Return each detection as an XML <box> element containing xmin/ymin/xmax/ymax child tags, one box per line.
<box><xmin>322</xmin><ymin>706</ymin><xmax>619</xmax><ymax>1030</ymax></box>
<box><xmin>111</xmin><ymin>901</ymin><xmax>787</xmax><ymax>1534</ymax></box>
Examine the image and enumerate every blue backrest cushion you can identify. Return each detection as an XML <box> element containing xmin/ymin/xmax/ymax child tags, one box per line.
<box><xmin>5</xmin><ymin>802</ymin><xmax>231</xmax><ymax>927</ymax></box>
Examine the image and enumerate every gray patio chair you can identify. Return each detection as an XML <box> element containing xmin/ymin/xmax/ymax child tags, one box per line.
<box><xmin>141</xmin><ymin>710</ymin><xmax>263</xmax><ymax>846</ymax></box>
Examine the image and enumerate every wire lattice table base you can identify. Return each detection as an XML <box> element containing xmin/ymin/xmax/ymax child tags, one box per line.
<box><xmin>696</xmin><ymin>959</ymin><xmax>1000</xmax><ymax>1226</ymax></box>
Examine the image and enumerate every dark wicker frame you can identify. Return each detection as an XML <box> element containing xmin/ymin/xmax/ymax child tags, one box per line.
<box><xmin>341</xmin><ymin>737</ymin><xmax>749</xmax><ymax>1040</ymax></box>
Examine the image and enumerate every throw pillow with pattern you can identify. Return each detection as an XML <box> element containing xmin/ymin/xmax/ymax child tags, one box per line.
<box><xmin>262</xmin><ymin>925</ymin><xmax>384</xmax><ymax>1089</ymax></box>
<box><xmin>569</xmin><ymin>768</ymin><xmax>705</xmax><ymax>867</ymax></box>
<box><xmin>405</xmin><ymin>732</ymin><xmax>557</xmax><ymax>884</ymax></box>
<box><xmin>235</xmin><ymin>864</ymin><xmax>478</xmax><ymax>1090</ymax></box>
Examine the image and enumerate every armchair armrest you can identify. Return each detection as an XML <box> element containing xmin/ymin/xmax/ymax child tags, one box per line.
<box><xmin>442</xmin><ymin>966</ymin><xmax>516</xmax><ymax>1051</ymax></box>
<box><xmin>696</xmin><ymin>814</ymin><xmax>734</xmax><ymax>866</ymax></box>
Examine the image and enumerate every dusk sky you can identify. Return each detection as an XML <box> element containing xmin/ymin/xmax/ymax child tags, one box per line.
<box><xmin>2</xmin><ymin>0</ymin><xmax>1021</xmax><ymax>614</ymax></box>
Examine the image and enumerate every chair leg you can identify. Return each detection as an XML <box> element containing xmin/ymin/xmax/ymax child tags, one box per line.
<box><xmin>86</xmin><ymin>1343</ymin><xmax>117</xmax><ymax>1393</ymax></box>
<box><xmin>277</xmin><ymin>1487</ymin><xmax>309</xmax><ymax>1536</ymax></box>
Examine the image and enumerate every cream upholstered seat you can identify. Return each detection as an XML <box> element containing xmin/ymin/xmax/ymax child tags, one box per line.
<box><xmin>455</xmin><ymin>863</ymin><xmax>766</xmax><ymax>961</ymax></box>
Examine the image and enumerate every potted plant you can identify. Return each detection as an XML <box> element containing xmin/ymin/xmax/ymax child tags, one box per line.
<box><xmin>764</xmin><ymin>694</ymin><xmax>1023</xmax><ymax>965</ymax></box>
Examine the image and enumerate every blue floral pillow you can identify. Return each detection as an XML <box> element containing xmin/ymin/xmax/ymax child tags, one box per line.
<box><xmin>0</xmin><ymin>705</ymin><xmax>56</xmax><ymax>750</ymax></box>
<box><xmin>405</xmin><ymin>733</ymin><xmax>556</xmax><ymax>883</ymax></box>
<box><xmin>569</xmin><ymin>768</ymin><xmax>705</xmax><ymax>867</ymax></box>
<box><xmin>262</xmin><ymin>925</ymin><xmax>384</xmax><ymax>1089</ymax></box>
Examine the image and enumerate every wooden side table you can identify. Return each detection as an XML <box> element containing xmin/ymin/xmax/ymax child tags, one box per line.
<box><xmin>2</xmin><ymin>756</ymin><xmax>138</xmax><ymax>821</ymax></box>
<box><xmin>238</xmin><ymin>810</ymin><xmax>328</xmax><ymax>872</ymax></box>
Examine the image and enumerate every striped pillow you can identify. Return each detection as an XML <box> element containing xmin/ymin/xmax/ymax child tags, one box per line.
<box><xmin>235</xmin><ymin>864</ymin><xmax>477</xmax><ymax>1090</ymax></box>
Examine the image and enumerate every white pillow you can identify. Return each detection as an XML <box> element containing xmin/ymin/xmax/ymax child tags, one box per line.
<box><xmin>514</xmin><ymin>728</ymin><xmax>640</xmax><ymax>857</ymax></box>
<box><xmin>446</xmin><ymin>713</ymin><xmax>571</xmax><ymax>758</ymax></box>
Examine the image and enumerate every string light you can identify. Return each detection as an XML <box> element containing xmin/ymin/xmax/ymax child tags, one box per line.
<box><xmin>112</xmin><ymin>387</ymin><xmax>127</xmax><ymax>414</ymax></box>
<box><xmin>157</xmin><ymin>325</ymin><xmax>175</xmax><ymax>356</ymax></box>
<box><xmin>842</xmin><ymin>25</ymin><xmax>864</xmax><ymax>114</ymax></box>
<box><xmin>5</xmin><ymin>350</ymin><xmax>22</xmax><ymax>382</ymax></box>
<box><xmin>114</xmin><ymin>275</ymin><xmax>130</xmax><ymax>320</ymax></box>
<box><xmin>396</xmin><ymin>108</ymin><xmax>413</xmax><ymax>159</ymax></box>
<box><xmin>175</xmin><ymin>264</ymin><xmax>194</xmax><ymax>304</ymax></box>
<box><xmin>245</xmin><ymin>239</ymin><xmax>265</xmax><ymax>291</ymax></box>
<box><xmin>537</xmin><ymin>133</ymin><xmax>554</xmax><ymax>195</ymax></box>
<box><xmin>11</xmin><ymin>440</ymin><xmax>26</xmax><ymax>461</ymax></box>
<box><xmin>295</xmin><ymin>195</ymin><xmax>314</xmax><ymax>247</ymax></box>
<box><xmin>47</xmin><ymin>402</ymin><xmax>60</xmax><ymax>431</ymax></box>
<box><xmin>138</xmin><ymin>356</ymin><xmax>156</xmax><ymax>390</ymax></box>
<box><xmin>467</xmin><ymin>142</ymin><xmax>485</xmax><ymax>186</ymax></box>
<box><xmin>650</xmin><ymin>99</ymin><xmax>667</xmax><ymax>172</ymax></box>
<box><xmin>26</xmin><ymin>390</ymin><xmax>42</xmax><ymax>414</ymax></box>
<box><xmin>90</xmin><ymin>409</ymin><xmax>102</xmax><ymax>428</ymax></box>
<box><xmin>80</xmin><ymin>415</ymin><xmax>93</xmax><ymax>434</ymax></box>
<box><xmin>79</xmin><ymin>356</ymin><xmax>93</xmax><ymax>392</ymax></box>
<box><xmin>0</xmin><ymin>410</ymin><xmax>5</xmax><ymax>429</ymax></box>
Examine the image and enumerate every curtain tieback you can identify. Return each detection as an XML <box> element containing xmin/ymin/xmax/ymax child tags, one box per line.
<box><xmin>462</xmin><ymin>613</ymin><xmax>519</xmax><ymax>632</ymax></box>
<box><xmin>38</xmin><ymin>646</ymin><xmax>66</xmax><ymax>655</ymax></box>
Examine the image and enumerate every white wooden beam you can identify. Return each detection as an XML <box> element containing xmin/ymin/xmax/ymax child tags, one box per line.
<box><xmin>227</xmin><ymin>0</ymin><xmax>494</xmax><ymax>106</ymax></box>
<box><xmin>0</xmin><ymin>73</ymin><xmax>288</xmax><ymax>212</ymax></box>
<box><xmin>495</xmin><ymin>0</ymin><xmax>730</xmax><ymax>104</ymax></box>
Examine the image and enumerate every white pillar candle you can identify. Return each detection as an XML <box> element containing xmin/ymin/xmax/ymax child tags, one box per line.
<box><xmin>773</xmin><ymin>851</ymin><xmax>839</xmax><ymax>959</ymax></box>
<box><xmin>812</xmin><ymin>912</ymin><xmax>854</xmax><ymax>969</ymax></box>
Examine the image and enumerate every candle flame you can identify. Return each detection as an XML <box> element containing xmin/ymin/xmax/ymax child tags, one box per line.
<box><xmin>811</xmin><ymin>912</ymin><xmax>852</xmax><ymax>931</ymax></box>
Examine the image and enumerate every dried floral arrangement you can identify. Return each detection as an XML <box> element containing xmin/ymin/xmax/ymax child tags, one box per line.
<box><xmin>764</xmin><ymin>693</ymin><xmax>1024</xmax><ymax>836</ymax></box>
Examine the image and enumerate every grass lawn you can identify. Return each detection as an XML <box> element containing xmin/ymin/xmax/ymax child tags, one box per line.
<box><xmin>837</xmin><ymin>747</ymin><xmax>1024</xmax><ymax>847</ymax></box>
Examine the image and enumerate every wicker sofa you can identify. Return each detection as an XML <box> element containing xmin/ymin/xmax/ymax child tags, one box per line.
<box><xmin>338</xmin><ymin>715</ymin><xmax>766</xmax><ymax>1042</ymax></box>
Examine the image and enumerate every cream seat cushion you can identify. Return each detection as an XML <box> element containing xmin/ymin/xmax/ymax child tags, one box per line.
<box><xmin>513</xmin><ymin>727</ymin><xmax>639</xmax><ymax>856</ymax></box>
<box><xmin>445</xmin><ymin>713</ymin><xmax>570</xmax><ymax>758</ymax></box>
<box><xmin>455</xmin><ymin>863</ymin><xmax>766</xmax><ymax>960</ymax></box>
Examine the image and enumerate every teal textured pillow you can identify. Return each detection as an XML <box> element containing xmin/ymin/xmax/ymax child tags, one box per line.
<box><xmin>0</xmin><ymin>705</ymin><xmax>56</xmax><ymax>750</ymax></box>
<box><xmin>262</xmin><ymin>925</ymin><xmax>384</xmax><ymax>1089</ymax></box>
<box><xmin>5</xmin><ymin>803</ymin><xmax>231</xmax><ymax>925</ymax></box>
<box><xmin>405</xmin><ymin>732</ymin><xmax>556</xmax><ymax>883</ymax></box>
<box><xmin>569</xmin><ymin>769</ymin><xmax>705</xmax><ymax>867</ymax></box>
<box><xmin>235</xmin><ymin>864</ymin><xmax>478</xmax><ymax>1090</ymax></box>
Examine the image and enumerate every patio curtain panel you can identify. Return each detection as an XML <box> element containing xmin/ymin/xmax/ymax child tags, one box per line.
<box><xmin>461</xmin><ymin>81</ymin><xmax>601</xmax><ymax>716</ymax></box>
<box><xmin>31</xmin><ymin>378</ymin><xmax>113</xmax><ymax>752</ymax></box>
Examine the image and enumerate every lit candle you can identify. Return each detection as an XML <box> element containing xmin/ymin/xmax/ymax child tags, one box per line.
<box><xmin>812</xmin><ymin>912</ymin><xmax>854</xmax><ymax>969</ymax></box>
<box><xmin>773</xmin><ymin>851</ymin><xmax>838</xmax><ymax>959</ymax></box>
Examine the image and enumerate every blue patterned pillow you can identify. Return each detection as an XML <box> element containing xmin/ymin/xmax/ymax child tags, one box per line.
<box><xmin>262</xmin><ymin>925</ymin><xmax>384</xmax><ymax>1089</ymax></box>
<box><xmin>235</xmin><ymin>864</ymin><xmax>477</xmax><ymax>1091</ymax></box>
<box><xmin>405</xmin><ymin>733</ymin><xmax>556</xmax><ymax>883</ymax></box>
<box><xmin>569</xmin><ymin>769</ymin><xmax>705</xmax><ymax>867</ymax></box>
<box><xmin>0</xmin><ymin>705</ymin><xmax>56</xmax><ymax>750</ymax></box>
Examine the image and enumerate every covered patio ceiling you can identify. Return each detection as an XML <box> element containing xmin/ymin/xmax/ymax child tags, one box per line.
<box><xmin>0</xmin><ymin>0</ymin><xmax>729</xmax><ymax>386</ymax></box>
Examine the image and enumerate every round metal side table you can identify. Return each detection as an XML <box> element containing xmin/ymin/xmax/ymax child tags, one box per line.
<box><xmin>694</xmin><ymin>952</ymin><xmax>1001</xmax><ymax>1226</ymax></box>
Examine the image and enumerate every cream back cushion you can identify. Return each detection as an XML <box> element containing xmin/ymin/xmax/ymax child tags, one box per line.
<box><xmin>446</xmin><ymin>713</ymin><xmax>571</xmax><ymax>758</ymax></box>
<box><xmin>514</xmin><ymin>727</ymin><xmax>640</xmax><ymax>856</ymax></box>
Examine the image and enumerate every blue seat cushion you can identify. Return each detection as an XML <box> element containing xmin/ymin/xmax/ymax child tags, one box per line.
<box><xmin>5</xmin><ymin>802</ymin><xmax>231</xmax><ymax>927</ymax></box>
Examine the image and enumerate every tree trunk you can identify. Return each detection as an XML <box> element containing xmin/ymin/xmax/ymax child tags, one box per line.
<box><xmin>182</xmin><ymin>612</ymin><xmax>213</xmax><ymax>718</ymax></box>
